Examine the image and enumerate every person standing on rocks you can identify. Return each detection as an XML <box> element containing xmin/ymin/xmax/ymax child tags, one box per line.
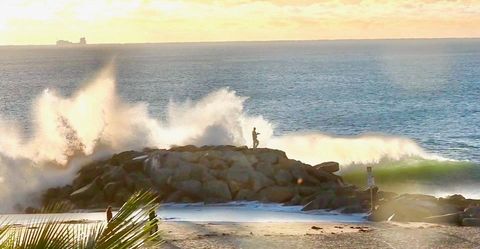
<box><xmin>252</xmin><ymin>127</ymin><xmax>260</xmax><ymax>149</ymax></box>
<box><xmin>149</xmin><ymin>210</ymin><xmax>159</xmax><ymax>235</ymax></box>
<box><xmin>106</xmin><ymin>206</ymin><xmax>113</xmax><ymax>222</ymax></box>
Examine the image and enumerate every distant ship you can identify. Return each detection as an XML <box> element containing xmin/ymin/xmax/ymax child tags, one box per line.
<box><xmin>56</xmin><ymin>37</ymin><xmax>87</xmax><ymax>46</ymax></box>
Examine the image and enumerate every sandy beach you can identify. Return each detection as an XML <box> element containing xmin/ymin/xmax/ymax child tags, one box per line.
<box><xmin>158</xmin><ymin>221</ymin><xmax>480</xmax><ymax>249</ymax></box>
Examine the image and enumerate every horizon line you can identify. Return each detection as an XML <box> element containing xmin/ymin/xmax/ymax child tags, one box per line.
<box><xmin>2</xmin><ymin>36</ymin><xmax>480</xmax><ymax>47</ymax></box>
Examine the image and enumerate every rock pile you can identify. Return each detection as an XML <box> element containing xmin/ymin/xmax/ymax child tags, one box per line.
<box><xmin>369</xmin><ymin>193</ymin><xmax>480</xmax><ymax>226</ymax></box>
<box><xmin>41</xmin><ymin>145</ymin><xmax>368</xmax><ymax>212</ymax></box>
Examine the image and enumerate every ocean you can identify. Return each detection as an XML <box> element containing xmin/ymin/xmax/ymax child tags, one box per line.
<box><xmin>0</xmin><ymin>39</ymin><xmax>479</xmax><ymax>210</ymax></box>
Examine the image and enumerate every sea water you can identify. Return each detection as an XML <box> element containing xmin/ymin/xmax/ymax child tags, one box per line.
<box><xmin>0</xmin><ymin>39</ymin><xmax>479</xmax><ymax>208</ymax></box>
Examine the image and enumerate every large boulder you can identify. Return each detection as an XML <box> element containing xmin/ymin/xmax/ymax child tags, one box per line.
<box><xmin>70</xmin><ymin>178</ymin><xmax>101</xmax><ymax>201</ymax></box>
<box><xmin>301</xmin><ymin>192</ymin><xmax>335</xmax><ymax>211</ymax></box>
<box><xmin>103</xmin><ymin>181</ymin><xmax>122</xmax><ymax>201</ymax></box>
<box><xmin>100</xmin><ymin>166</ymin><xmax>127</xmax><ymax>184</ymax></box>
<box><xmin>175</xmin><ymin>180</ymin><xmax>202</xmax><ymax>196</ymax></box>
<box><xmin>290</xmin><ymin>165</ymin><xmax>320</xmax><ymax>185</ymax></box>
<box><xmin>203</xmin><ymin>180</ymin><xmax>232</xmax><ymax>201</ymax></box>
<box><xmin>226</xmin><ymin>165</ymin><xmax>252</xmax><ymax>185</ymax></box>
<box><xmin>463</xmin><ymin>207</ymin><xmax>480</xmax><ymax>219</ymax></box>
<box><xmin>274</xmin><ymin>169</ymin><xmax>293</xmax><ymax>186</ymax></box>
<box><xmin>235</xmin><ymin>189</ymin><xmax>256</xmax><ymax>201</ymax></box>
<box><xmin>313</xmin><ymin>161</ymin><xmax>340</xmax><ymax>173</ymax></box>
<box><xmin>251</xmin><ymin>171</ymin><xmax>274</xmax><ymax>192</ymax></box>
<box><xmin>423</xmin><ymin>213</ymin><xmax>462</xmax><ymax>225</ymax></box>
<box><xmin>256</xmin><ymin>152</ymin><xmax>279</xmax><ymax>165</ymax></box>
<box><xmin>258</xmin><ymin>186</ymin><xmax>294</xmax><ymax>203</ymax></box>
<box><xmin>122</xmin><ymin>157</ymin><xmax>146</xmax><ymax>172</ymax></box>
<box><xmin>462</xmin><ymin>218</ymin><xmax>480</xmax><ymax>227</ymax></box>
<box><xmin>370</xmin><ymin>194</ymin><xmax>458</xmax><ymax>222</ymax></box>
<box><xmin>255</xmin><ymin>162</ymin><xmax>275</xmax><ymax>178</ymax></box>
<box><xmin>223</xmin><ymin>151</ymin><xmax>251</xmax><ymax>168</ymax></box>
<box><xmin>114</xmin><ymin>188</ymin><xmax>132</xmax><ymax>205</ymax></box>
<box><xmin>172</xmin><ymin>162</ymin><xmax>193</xmax><ymax>182</ymax></box>
<box><xmin>110</xmin><ymin>151</ymin><xmax>145</xmax><ymax>166</ymax></box>
<box><xmin>150</xmin><ymin>168</ymin><xmax>174</xmax><ymax>187</ymax></box>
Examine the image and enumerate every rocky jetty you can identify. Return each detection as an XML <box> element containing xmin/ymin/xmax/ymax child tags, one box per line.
<box><xmin>41</xmin><ymin>145</ymin><xmax>370</xmax><ymax>213</ymax></box>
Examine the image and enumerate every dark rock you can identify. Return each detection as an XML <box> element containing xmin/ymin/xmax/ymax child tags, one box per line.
<box><xmin>203</xmin><ymin>180</ymin><xmax>232</xmax><ymax>201</ymax></box>
<box><xmin>462</xmin><ymin>218</ymin><xmax>480</xmax><ymax>227</ymax></box>
<box><xmin>122</xmin><ymin>157</ymin><xmax>146</xmax><ymax>172</ymax></box>
<box><xmin>103</xmin><ymin>182</ymin><xmax>122</xmax><ymax>201</ymax></box>
<box><xmin>423</xmin><ymin>213</ymin><xmax>462</xmax><ymax>225</ymax></box>
<box><xmin>301</xmin><ymin>193</ymin><xmax>334</xmax><ymax>211</ymax></box>
<box><xmin>234</xmin><ymin>189</ymin><xmax>256</xmax><ymax>201</ymax></box>
<box><xmin>341</xmin><ymin>205</ymin><xmax>364</xmax><ymax>214</ymax></box>
<box><xmin>25</xmin><ymin>207</ymin><xmax>40</xmax><ymax>214</ymax></box>
<box><xmin>274</xmin><ymin>169</ymin><xmax>293</xmax><ymax>186</ymax></box>
<box><xmin>255</xmin><ymin>162</ymin><xmax>275</xmax><ymax>178</ymax></box>
<box><xmin>290</xmin><ymin>165</ymin><xmax>320</xmax><ymax>185</ymax></box>
<box><xmin>463</xmin><ymin>207</ymin><xmax>480</xmax><ymax>218</ymax></box>
<box><xmin>39</xmin><ymin>146</ymin><xmax>373</xmax><ymax>210</ymax></box>
<box><xmin>284</xmin><ymin>194</ymin><xmax>302</xmax><ymax>206</ymax></box>
<box><xmin>113</xmin><ymin>188</ymin><xmax>132</xmax><ymax>205</ymax></box>
<box><xmin>258</xmin><ymin>186</ymin><xmax>295</xmax><ymax>203</ymax></box>
<box><xmin>175</xmin><ymin>180</ymin><xmax>202</xmax><ymax>196</ymax></box>
<box><xmin>70</xmin><ymin>178</ymin><xmax>100</xmax><ymax>200</ymax></box>
<box><xmin>251</xmin><ymin>171</ymin><xmax>274</xmax><ymax>192</ymax></box>
<box><xmin>100</xmin><ymin>166</ymin><xmax>127</xmax><ymax>184</ymax></box>
<box><xmin>110</xmin><ymin>151</ymin><xmax>144</xmax><ymax>166</ymax></box>
<box><xmin>165</xmin><ymin>190</ymin><xmax>187</xmax><ymax>203</ymax></box>
<box><xmin>313</xmin><ymin>161</ymin><xmax>340</xmax><ymax>173</ymax></box>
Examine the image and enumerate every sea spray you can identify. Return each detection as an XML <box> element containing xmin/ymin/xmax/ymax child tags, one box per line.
<box><xmin>0</xmin><ymin>66</ymin><xmax>453</xmax><ymax>212</ymax></box>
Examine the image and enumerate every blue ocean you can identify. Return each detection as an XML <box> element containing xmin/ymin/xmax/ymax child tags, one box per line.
<box><xmin>0</xmin><ymin>39</ymin><xmax>479</xmax><ymax>204</ymax></box>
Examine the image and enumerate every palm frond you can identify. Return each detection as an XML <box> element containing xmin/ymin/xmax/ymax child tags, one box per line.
<box><xmin>0</xmin><ymin>189</ymin><xmax>163</xmax><ymax>249</ymax></box>
<box><xmin>93</xmin><ymin>190</ymin><xmax>163</xmax><ymax>249</ymax></box>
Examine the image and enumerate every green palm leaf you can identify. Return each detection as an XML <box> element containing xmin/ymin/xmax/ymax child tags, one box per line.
<box><xmin>0</xmin><ymin>190</ymin><xmax>163</xmax><ymax>249</ymax></box>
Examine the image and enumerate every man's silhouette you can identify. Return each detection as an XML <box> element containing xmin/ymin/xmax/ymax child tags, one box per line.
<box><xmin>252</xmin><ymin>127</ymin><xmax>260</xmax><ymax>148</ymax></box>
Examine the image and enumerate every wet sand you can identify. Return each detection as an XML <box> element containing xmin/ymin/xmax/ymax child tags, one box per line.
<box><xmin>157</xmin><ymin>221</ymin><xmax>480</xmax><ymax>249</ymax></box>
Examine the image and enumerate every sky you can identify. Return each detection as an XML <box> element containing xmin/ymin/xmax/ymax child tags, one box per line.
<box><xmin>1</xmin><ymin>0</ymin><xmax>480</xmax><ymax>45</ymax></box>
